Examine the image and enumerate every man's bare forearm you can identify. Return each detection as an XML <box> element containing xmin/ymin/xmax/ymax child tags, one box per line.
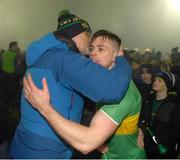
<box><xmin>39</xmin><ymin>104</ymin><xmax>114</xmax><ymax>154</ymax></box>
<box><xmin>23</xmin><ymin>74</ymin><xmax>117</xmax><ymax>154</ymax></box>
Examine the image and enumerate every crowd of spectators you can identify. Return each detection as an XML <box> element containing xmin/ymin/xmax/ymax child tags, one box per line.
<box><xmin>0</xmin><ymin>41</ymin><xmax>26</xmax><ymax>158</ymax></box>
<box><xmin>0</xmin><ymin>42</ymin><xmax>180</xmax><ymax>158</ymax></box>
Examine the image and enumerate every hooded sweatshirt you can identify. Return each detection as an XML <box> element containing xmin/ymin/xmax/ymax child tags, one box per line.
<box><xmin>9</xmin><ymin>33</ymin><xmax>132</xmax><ymax>159</ymax></box>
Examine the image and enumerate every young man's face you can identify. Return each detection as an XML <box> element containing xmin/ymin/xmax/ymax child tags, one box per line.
<box><xmin>89</xmin><ymin>37</ymin><xmax>118</xmax><ymax>69</ymax></box>
<box><xmin>140</xmin><ymin>69</ymin><xmax>153</xmax><ymax>84</ymax></box>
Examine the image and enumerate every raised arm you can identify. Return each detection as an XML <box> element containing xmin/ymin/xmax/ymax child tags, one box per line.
<box><xmin>23</xmin><ymin>74</ymin><xmax>118</xmax><ymax>154</ymax></box>
<box><xmin>26</xmin><ymin>33</ymin><xmax>131</xmax><ymax>103</ymax></box>
<box><xmin>59</xmin><ymin>51</ymin><xmax>132</xmax><ymax>103</ymax></box>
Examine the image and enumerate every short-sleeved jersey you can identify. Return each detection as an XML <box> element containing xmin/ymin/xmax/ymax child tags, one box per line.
<box><xmin>100</xmin><ymin>80</ymin><xmax>146</xmax><ymax>159</ymax></box>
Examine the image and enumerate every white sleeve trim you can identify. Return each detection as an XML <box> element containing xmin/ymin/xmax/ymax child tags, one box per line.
<box><xmin>100</xmin><ymin>109</ymin><xmax>119</xmax><ymax>126</ymax></box>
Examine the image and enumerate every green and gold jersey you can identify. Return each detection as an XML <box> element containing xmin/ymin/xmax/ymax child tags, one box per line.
<box><xmin>100</xmin><ymin>80</ymin><xmax>146</xmax><ymax>159</ymax></box>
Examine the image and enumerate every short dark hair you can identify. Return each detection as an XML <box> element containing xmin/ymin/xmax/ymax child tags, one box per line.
<box><xmin>9</xmin><ymin>41</ymin><xmax>18</xmax><ymax>48</ymax></box>
<box><xmin>90</xmin><ymin>30</ymin><xmax>121</xmax><ymax>50</ymax></box>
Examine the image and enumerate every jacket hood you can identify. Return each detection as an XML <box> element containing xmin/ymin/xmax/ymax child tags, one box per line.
<box><xmin>26</xmin><ymin>32</ymin><xmax>68</xmax><ymax>67</ymax></box>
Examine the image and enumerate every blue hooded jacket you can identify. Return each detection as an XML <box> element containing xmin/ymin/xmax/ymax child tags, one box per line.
<box><xmin>9</xmin><ymin>33</ymin><xmax>132</xmax><ymax>159</ymax></box>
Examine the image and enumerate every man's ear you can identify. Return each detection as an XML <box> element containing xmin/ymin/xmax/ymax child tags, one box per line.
<box><xmin>117</xmin><ymin>45</ymin><xmax>124</xmax><ymax>56</ymax></box>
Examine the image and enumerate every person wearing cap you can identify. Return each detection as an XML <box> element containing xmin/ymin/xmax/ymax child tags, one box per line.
<box><xmin>23</xmin><ymin>29</ymin><xmax>146</xmax><ymax>159</ymax></box>
<box><xmin>139</xmin><ymin>71</ymin><xmax>180</xmax><ymax>158</ymax></box>
<box><xmin>9</xmin><ymin>10</ymin><xmax>132</xmax><ymax>159</ymax></box>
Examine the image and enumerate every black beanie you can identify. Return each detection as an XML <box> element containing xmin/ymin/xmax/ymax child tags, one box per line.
<box><xmin>57</xmin><ymin>9</ymin><xmax>91</xmax><ymax>38</ymax></box>
<box><xmin>155</xmin><ymin>71</ymin><xmax>176</xmax><ymax>91</ymax></box>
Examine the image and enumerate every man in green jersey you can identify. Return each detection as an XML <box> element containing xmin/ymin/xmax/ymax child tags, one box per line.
<box><xmin>23</xmin><ymin>30</ymin><xmax>146</xmax><ymax>159</ymax></box>
<box><xmin>99</xmin><ymin>80</ymin><xmax>145</xmax><ymax>159</ymax></box>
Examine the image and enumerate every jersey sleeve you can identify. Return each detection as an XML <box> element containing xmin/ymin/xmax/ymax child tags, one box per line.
<box><xmin>100</xmin><ymin>102</ymin><xmax>131</xmax><ymax>125</ymax></box>
<box><xmin>100</xmin><ymin>81</ymin><xmax>140</xmax><ymax>124</ymax></box>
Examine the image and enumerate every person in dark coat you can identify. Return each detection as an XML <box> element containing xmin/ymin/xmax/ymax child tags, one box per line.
<box><xmin>136</xmin><ymin>64</ymin><xmax>155</xmax><ymax>117</ymax></box>
<box><xmin>139</xmin><ymin>71</ymin><xmax>180</xmax><ymax>159</ymax></box>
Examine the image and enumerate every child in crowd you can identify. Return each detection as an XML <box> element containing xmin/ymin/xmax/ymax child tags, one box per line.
<box><xmin>139</xmin><ymin>71</ymin><xmax>180</xmax><ymax>158</ymax></box>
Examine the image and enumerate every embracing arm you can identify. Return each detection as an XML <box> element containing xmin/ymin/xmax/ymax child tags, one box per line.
<box><xmin>26</xmin><ymin>33</ymin><xmax>131</xmax><ymax>103</ymax></box>
<box><xmin>23</xmin><ymin>74</ymin><xmax>117</xmax><ymax>154</ymax></box>
<box><xmin>41</xmin><ymin>108</ymin><xmax>116</xmax><ymax>154</ymax></box>
<box><xmin>60</xmin><ymin>52</ymin><xmax>132</xmax><ymax>103</ymax></box>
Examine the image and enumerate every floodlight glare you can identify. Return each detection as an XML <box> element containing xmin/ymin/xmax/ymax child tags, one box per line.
<box><xmin>171</xmin><ymin>0</ymin><xmax>180</xmax><ymax>11</ymax></box>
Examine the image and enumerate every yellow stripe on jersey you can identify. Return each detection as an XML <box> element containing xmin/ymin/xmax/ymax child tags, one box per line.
<box><xmin>115</xmin><ymin>113</ymin><xmax>139</xmax><ymax>135</ymax></box>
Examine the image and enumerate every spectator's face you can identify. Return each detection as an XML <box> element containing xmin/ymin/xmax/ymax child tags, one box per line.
<box><xmin>72</xmin><ymin>31</ymin><xmax>90</xmax><ymax>55</ymax></box>
<box><xmin>10</xmin><ymin>44</ymin><xmax>19</xmax><ymax>52</ymax></box>
<box><xmin>153</xmin><ymin>77</ymin><xmax>167</xmax><ymax>92</ymax></box>
<box><xmin>89</xmin><ymin>37</ymin><xmax>117</xmax><ymax>69</ymax></box>
<box><xmin>131</xmin><ymin>62</ymin><xmax>139</xmax><ymax>70</ymax></box>
<box><xmin>140</xmin><ymin>69</ymin><xmax>153</xmax><ymax>84</ymax></box>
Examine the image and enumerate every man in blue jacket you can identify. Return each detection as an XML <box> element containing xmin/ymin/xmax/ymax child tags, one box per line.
<box><xmin>9</xmin><ymin>10</ymin><xmax>132</xmax><ymax>159</ymax></box>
